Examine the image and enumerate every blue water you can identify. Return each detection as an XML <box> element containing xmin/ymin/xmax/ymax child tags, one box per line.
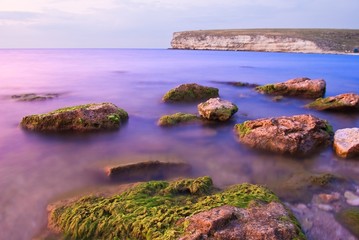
<box><xmin>0</xmin><ymin>49</ymin><xmax>358</xmax><ymax>239</ymax></box>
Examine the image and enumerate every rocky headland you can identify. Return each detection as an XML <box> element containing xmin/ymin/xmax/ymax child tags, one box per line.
<box><xmin>171</xmin><ymin>29</ymin><xmax>359</xmax><ymax>54</ymax></box>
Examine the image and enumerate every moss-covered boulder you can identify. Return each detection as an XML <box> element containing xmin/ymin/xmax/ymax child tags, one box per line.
<box><xmin>162</xmin><ymin>83</ymin><xmax>219</xmax><ymax>103</ymax></box>
<box><xmin>20</xmin><ymin>102</ymin><xmax>128</xmax><ymax>132</ymax></box>
<box><xmin>306</xmin><ymin>93</ymin><xmax>359</xmax><ymax>111</ymax></box>
<box><xmin>47</xmin><ymin>176</ymin><xmax>305</xmax><ymax>240</ymax></box>
<box><xmin>157</xmin><ymin>113</ymin><xmax>201</xmax><ymax>126</ymax></box>
<box><xmin>197</xmin><ymin>98</ymin><xmax>238</xmax><ymax>121</ymax></box>
<box><xmin>334</xmin><ymin>128</ymin><xmax>359</xmax><ymax>158</ymax></box>
<box><xmin>234</xmin><ymin>114</ymin><xmax>333</xmax><ymax>155</ymax></box>
<box><xmin>336</xmin><ymin>207</ymin><xmax>359</xmax><ymax>238</ymax></box>
<box><xmin>105</xmin><ymin>160</ymin><xmax>191</xmax><ymax>182</ymax></box>
<box><xmin>256</xmin><ymin>77</ymin><xmax>326</xmax><ymax>98</ymax></box>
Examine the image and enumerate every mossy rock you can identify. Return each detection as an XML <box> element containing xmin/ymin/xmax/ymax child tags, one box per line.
<box><xmin>21</xmin><ymin>103</ymin><xmax>128</xmax><ymax>132</ymax></box>
<box><xmin>162</xmin><ymin>83</ymin><xmax>219</xmax><ymax>103</ymax></box>
<box><xmin>306</xmin><ymin>93</ymin><xmax>359</xmax><ymax>111</ymax></box>
<box><xmin>157</xmin><ymin>113</ymin><xmax>201</xmax><ymax>126</ymax></box>
<box><xmin>48</xmin><ymin>176</ymin><xmax>305</xmax><ymax>239</ymax></box>
<box><xmin>336</xmin><ymin>207</ymin><xmax>359</xmax><ymax>237</ymax></box>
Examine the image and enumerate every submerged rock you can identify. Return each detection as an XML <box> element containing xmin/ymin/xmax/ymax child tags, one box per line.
<box><xmin>234</xmin><ymin>114</ymin><xmax>333</xmax><ymax>155</ymax></box>
<box><xmin>11</xmin><ymin>93</ymin><xmax>60</xmax><ymax>101</ymax></box>
<box><xmin>162</xmin><ymin>83</ymin><xmax>219</xmax><ymax>103</ymax></box>
<box><xmin>20</xmin><ymin>102</ymin><xmax>128</xmax><ymax>132</ymax></box>
<box><xmin>256</xmin><ymin>77</ymin><xmax>326</xmax><ymax>98</ymax></box>
<box><xmin>180</xmin><ymin>202</ymin><xmax>302</xmax><ymax>240</ymax></box>
<box><xmin>157</xmin><ymin>113</ymin><xmax>200</xmax><ymax>126</ymax></box>
<box><xmin>105</xmin><ymin>160</ymin><xmax>191</xmax><ymax>182</ymax></box>
<box><xmin>306</xmin><ymin>93</ymin><xmax>359</xmax><ymax>111</ymax></box>
<box><xmin>47</xmin><ymin>177</ymin><xmax>305</xmax><ymax>239</ymax></box>
<box><xmin>344</xmin><ymin>191</ymin><xmax>359</xmax><ymax>206</ymax></box>
<box><xmin>336</xmin><ymin>207</ymin><xmax>359</xmax><ymax>238</ymax></box>
<box><xmin>333</xmin><ymin>128</ymin><xmax>359</xmax><ymax>158</ymax></box>
<box><xmin>197</xmin><ymin>98</ymin><xmax>238</xmax><ymax>121</ymax></box>
<box><xmin>210</xmin><ymin>80</ymin><xmax>259</xmax><ymax>88</ymax></box>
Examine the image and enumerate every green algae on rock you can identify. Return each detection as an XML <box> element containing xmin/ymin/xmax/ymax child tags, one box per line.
<box><xmin>162</xmin><ymin>83</ymin><xmax>219</xmax><ymax>103</ymax></box>
<box><xmin>20</xmin><ymin>102</ymin><xmax>128</xmax><ymax>132</ymax></box>
<box><xmin>197</xmin><ymin>98</ymin><xmax>238</xmax><ymax>122</ymax></box>
<box><xmin>157</xmin><ymin>113</ymin><xmax>201</xmax><ymax>127</ymax></box>
<box><xmin>47</xmin><ymin>176</ymin><xmax>305</xmax><ymax>240</ymax></box>
<box><xmin>306</xmin><ymin>93</ymin><xmax>359</xmax><ymax>111</ymax></box>
<box><xmin>336</xmin><ymin>207</ymin><xmax>359</xmax><ymax>237</ymax></box>
<box><xmin>256</xmin><ymin>77</ymin><xmax>326</xmax><ymax>99</ymax></box>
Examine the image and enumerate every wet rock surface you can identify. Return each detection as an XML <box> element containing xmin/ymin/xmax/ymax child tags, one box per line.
<box><xmin>198</xmin><ymin>98</ymin><xmax>238</xmax><ymax>121</ymax></box>
<box><xmin>180</xmin><ymin>202</ymin><xmax>303</xmax><ymax>240</ymax></box>
<box><xmin>11</xmin><ymin>93</ymin><xmax>60</xmax><ymax>101</ymax></box>
<box><xmin>157</xmin><ymin>113</ymin><xmax>201</xmax><ymax>126</ymax></box>
<box><xmin>234</xmin><ymin>114</ymin><xmax>333</xmax><ymax>155</ymax></box>
<box><xmin>162</xmin><ymin>83</ymin><xmax>219</xmax><ymax>103</ymax></box>
<box><xmin>256</xmin><ymin>77</ymin><xmax>326</xmax><ymax>98</ymax></box>
<box><xmin>105</xmin><ymin>160</ymin><xmax>191</xmax><ymax>182</ymax></box>
<box><xmin>306</xmin><ymin>93</ymin><xmax>359</xmax><ymax>111</ymax></box>
<box><xmin>20</xmin><ymin>102</ymin><xmax>128</xmax><ymax>132</ymax></box>
<box><xmin>334</xmin><ymin>128</ymin><xmax>359</xmax><ymax>158</ymax></box>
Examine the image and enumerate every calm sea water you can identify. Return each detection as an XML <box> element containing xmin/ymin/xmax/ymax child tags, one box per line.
<box><xmin>0</xmin><ymin>49</ymin><xmax>358</xmax><ymax>239</ymax></box>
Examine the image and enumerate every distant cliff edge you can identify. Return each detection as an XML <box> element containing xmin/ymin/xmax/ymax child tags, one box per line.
<box><xmin>171</xmin><ymin>29</ymin><xmax>359</xmax><ymax>54</ymax></box>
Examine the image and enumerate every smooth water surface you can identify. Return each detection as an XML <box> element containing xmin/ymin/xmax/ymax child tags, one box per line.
<box><xmin>0</xmin><ymin>49</ymin><xmax>358</xmax><ymax>239</ymax></box>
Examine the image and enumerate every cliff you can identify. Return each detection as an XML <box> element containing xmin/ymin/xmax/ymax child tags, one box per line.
<box><xmin>171</xmin><ymin>29</ymin><xmax>359</xmax><ymax>54</ymax></box>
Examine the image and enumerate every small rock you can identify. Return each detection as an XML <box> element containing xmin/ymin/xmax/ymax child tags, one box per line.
<box><xmin>306</xmin><ymin>93</ymin><xmax>359</xmax><ymax>111</ymax></box>
<box><xmin>21</xmin><ymin>102</ymin><xmax>128</xmax><ymax>132</ymax></box>
<box><xmin>234</xmin><ymin>114</ymin><xmax>333</xmax><ymax>155</ymax></box>
<box><xmin>198</xmin><ymin>98</ymin><xmax>238</xmax><ymax>121</ymax></box>
<box><xmin>256</xmin><ymin>77</ymin><xmax>326</xmax><ymax>98</ymax></box>
<box><xmin>333</xmin><ymin>128</ymin><xmax>359</xmax><ymax>158</ymax></box>
<box><xmin>272</xmin><ymin>95</ymin><xmax>284</xmax><ymax>102</ymax></box>
<box><xmin>344</xmin><ymin>191</ymin><xmax>359</xmax><ymax>206</ymax></box>
<box><xmin>157</xmin><ymin>113</ymin><xmax>201</xmax><ymax>126</ymax></box>
<box><xmin>162</xmin><ymin>83</ymin><xmax>219</xmax><ymax>102</ymax></box>
<box><xmin>316</xmin><ymin>192</ymin><xmax>340</xmax><ymax>204</ymax></box>
<box><xmin>11</xmin><ymin>93</ymin><xmax>60</xmax><ymax>101</ymax></box>
<box><xmin>211</xmin><ymin>80</ymin><xmax>259</xmax><ymax>88</ymax></box>
<box><xmin>317</xmin><ymin>204</ymin><xmax>333</xmax><ymax>212</ymax></box>
<box><xmin>105</xmin><ymin>160</ymin><xmax>191</xmax><ymax>182</ymax></box>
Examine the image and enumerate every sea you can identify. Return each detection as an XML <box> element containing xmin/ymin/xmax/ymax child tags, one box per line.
<box><xmin>0</xmin><ymin>49</ymin><xmax>358</xmax><ymax>239</ymax></box>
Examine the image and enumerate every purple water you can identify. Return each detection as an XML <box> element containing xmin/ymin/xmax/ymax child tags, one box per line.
<box><xmin>0</xmin><ymin>49</ymin><xmax>358</xmax><ymax>239</ymax></box>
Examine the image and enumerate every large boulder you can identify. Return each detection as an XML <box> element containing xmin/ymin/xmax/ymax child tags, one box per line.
<box><xmin>256</xmin><ymin>77</ymin><xmax>326</xmax><ymax>98</ymax></box>
<box><xmin>157</xmin><ymin>113</ymin><xmax>201</xmax><ymax>126</ymax></box>
<box><xmin>20</xmin><ymin>102</ymin><xmax>128</xmax><ymax>132</ymax></box>
<box><xmin>47</xmin><ymin>177</ymin><xmax>305</xmax><ymax>239</ymax></box>
<box><xmin>234</xmin><ymin>114</ymin><xmax>333</xmax><ymax>155</ymax></box>
<box><xmin>180</xmin><ymin>203</ymin><xmax>302</xmax><ymax>240</ymax></box>
<box><xmin>333</xmin><ymin>128</ymin><xmax>359</xmax><ymax>158</ymax></box>
<box><xmin>162</xmin><ymin>83</ymin><xmax>219</xmax><ymax>103</ymax></box>
<box><xmin>306</xmin><ymin>93</ymin><xmax>359</xmax><ymax>111</ymax></box>
<box><xmin>105</xmin><ymin>160</ymin><xmax>191</xmax><ymax>182</ymax></box>
<box><xmin>197</xmin><ymin>98</ymin><xmax>238</xmax><ymax>121</ymax></box>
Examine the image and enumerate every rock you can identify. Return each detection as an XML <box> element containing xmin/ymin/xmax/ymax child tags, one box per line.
<box><xmin>157</xmin><ymin>113</ymin><xmax>201</xmax><ymax>126</ymax></box>
<box><xmin>234</xmin><ymin>114</ymin><xmax>333</xmax><ymax>155</ymax></box>
<box><xmin>47</xmin><ymin>177</ymin><xmax>305</xmax><ymax>239</ymax></box>
<box><xmin>306</xmin><ymin>93</ymin><xmax>359</xmax><ymax>111</ymax></box>
<box><xmin>162</xmin><ymin>83</ymin><xmax>219</xmax><ymax>103</ymax></box>
<box><xmin>333</xmin><ymin>128</ymin><xmax>359</xmax><ymax>158</ymax></box>
<box><xmin>20</xmin><ymin>102</ymin><xmax>128</xmax><ymax>132</ymax></box>
<box><xmin>180</xmin><ymin>203</ymin><xmax>304</xmax><ymax>240</ymax></box>
<box><xmin>11</xmin><ymin>93</ymin><xmax>60</xmax><ymax>101</ymax></box>
<box><xmin>256</xmin><ymin>77</ymin><xmax>326</xmax><ymax>98</ymax></box>
<box><xmin>344</xmin><ymin>191</ymin><xmax>359</xmax><ymax>206</ymax></box>
<box><xmin>197</xmin><ymin>98</ymin><xmax>238</xmax><ymax>121</ymax></box>
<box><xmin>210</xmin><ymin>81</ymin><xmax>259</xmax><ymax>88</ymax></box>
<box><xmin>105</xmin><ymin>160</ymin><xmax>191</xmax><ymax>182</ymax></box>
<box><xmin>315</xmin><ymin>192</ymin><xmax>341</xmax><ymax>204</ymax></box>
<box><xmin>336</xmin><ymin>207</ymin><xmax>359</xmax><ymax>237</ymax></box>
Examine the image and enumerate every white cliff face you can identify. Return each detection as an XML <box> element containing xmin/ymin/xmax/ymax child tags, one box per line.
<box><xmin>171</xmin><ymin>32</ymin><xmax>324</xmax><ymax>53</ymax></box>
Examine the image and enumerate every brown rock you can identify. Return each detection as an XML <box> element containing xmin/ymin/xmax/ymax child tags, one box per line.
<box><xmin>197</xmin><ymin>98</ymin><xmax>238</xmax><ymax>121</ymax></box>
<box><xmin>234</xmin><ymin>114</ymin><xmax>333</xmax><ymax>155</ymax></box>
<box><xmin>105</xmin><ymin>160</ymin><xmax>191</xmax><ymax>182</ymax></box>
<box><xmin>256</xmin><ymin>77</ymin><xmax>326</xmax><ymax>98</ymax></box>
<box><xmin>20</xmin><ymin>102</ymin><xmax>128</xmax><ymax>132</ymax></box>
<box><xmin>334</xmin><ymin>128</ymin><xmax>359</xmax><ymax>158</ymax></box>
<box><xmin>180</xmin><ymin>202</ymin><xmax>303</xmax><ymax>240</ymax></box>
<box><xmin>162</xmin><ymin>83</ymin><xmax>219</xmax><ymax>102</ymax></box>
<box><xmin>306</xmin><ymin>93</ymin><xmax>359</xmax><ymax>111</ymax></box>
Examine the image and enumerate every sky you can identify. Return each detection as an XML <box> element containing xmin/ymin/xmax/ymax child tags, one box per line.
<box><xmin>1</xmin><ymin>0</ymin><xmax>359</xmax><ymax>48</ymax></box>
